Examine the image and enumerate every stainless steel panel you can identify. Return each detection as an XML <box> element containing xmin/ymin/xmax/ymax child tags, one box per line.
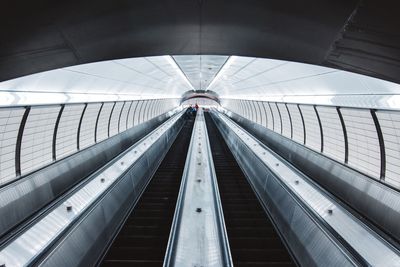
<box><xmin>164</xmin><ymin>109</ymin><xmax>232</xmax><ymax>267</ymax></box>
<box><xmin>0</xmin><ymin>111</ymin><xmax>185</xmax><ymax>267</ymax></box>
<box><xmin>210</xmin><ymin>111</ymin><xmax>357</xmax><ymax>267</ymax></box>
<box><xmin>224</xmin><ymin>109</ymin><xmax>400</xmax><ymax>246</ymax></box>
<box><xmin>0</xmin><ymin>111</ymin><xmax>173</xmax><ymax>238</ymax></box>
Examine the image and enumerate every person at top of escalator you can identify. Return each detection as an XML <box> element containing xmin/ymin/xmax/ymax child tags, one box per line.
<box><xmin>194</xmin><ymin>103</ymin><xmax>199</xmax><ymax>111</ymax></box>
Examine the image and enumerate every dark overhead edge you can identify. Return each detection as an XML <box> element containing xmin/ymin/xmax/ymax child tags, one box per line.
<box><xmin>0</xmin><ymin>0</ymin><xmax>398</xmax><ymax>84</ymax></box>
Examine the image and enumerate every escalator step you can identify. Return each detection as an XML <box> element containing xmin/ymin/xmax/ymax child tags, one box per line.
<box><xmin>204</xmin><ymin>112</ymin><xmax>294</xmax><ymax>266</ymax></box>
<box><xmin>101</xmin><ymin>117</ymin><xmax>195</xmax><ymax>266</ymax></box>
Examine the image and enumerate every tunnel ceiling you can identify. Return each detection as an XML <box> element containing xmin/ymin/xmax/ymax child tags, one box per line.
<box><xmin>1</xmin><ymin>55</ymin><xmax>400</xmax><ymax>107</ymax></box>
<box><xmin>0</xmin><ymin>56</ymin><xmax>192</xmax><ymax>103</ymax></box>
<box><xmin>173</xmin><ymin>55</ymin><xmax>228</xmax><ymax>90</ymax></box>
<box><xmin>0</xmin><ymin>0</ymin><xmax>399</xmax><ymax>85</ymax></box>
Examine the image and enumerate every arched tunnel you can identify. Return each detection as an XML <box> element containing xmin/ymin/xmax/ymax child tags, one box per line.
<box><xmin>0</xmin><ymin>1</ymin><xmax>399</xmax><ymax>266</ymax></box>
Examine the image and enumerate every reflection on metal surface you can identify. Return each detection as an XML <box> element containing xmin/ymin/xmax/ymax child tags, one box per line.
<box><xmin>224</xmin><ymin>109</ymin><xmax>400</xmax><ymax>248</ymax></box>
<box><xmin>216</xmin><ymin>111</ymin><xmax>400</xmax><ymax>266</ymax></box>
<box><xmin>164</xmin><ymin>109</ymin><xmax>232</xmax><ymax>267</ymax></box>
<box><xmin>0</xmin><ymin>111</ymin><xmax>184</xmax><ymax>267</ymax></box>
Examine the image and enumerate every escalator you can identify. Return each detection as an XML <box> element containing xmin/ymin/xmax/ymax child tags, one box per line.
<box><xmin>100</xmin><ymin>115</ymin><xmax>195</xmax><ymax>267</ymax></box>
<box><xmin>205</xmin><ymin>112</ymin><xmax>295</xmax><ymax>267</ymax></box>
<box><xmin>101</xmin><ymin>111</ymin><xmax>293</xmax><ymax>266</ymax></box>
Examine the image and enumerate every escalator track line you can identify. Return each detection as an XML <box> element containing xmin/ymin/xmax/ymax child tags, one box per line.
<box><xmin>100</xmin><ymin>116</ymin><xmax>195</xmax><ymax>267</ymax></box>
<box><xmin>204</xmin><ymin>112</ymin><xmax>295</xmax><ymax>267</ymax></box>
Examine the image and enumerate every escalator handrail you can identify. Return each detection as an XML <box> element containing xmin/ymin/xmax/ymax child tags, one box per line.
<box><xmin>163</xmin><ymin>109</ymin><xmax>233</xmax><ymax>267</ymax></box>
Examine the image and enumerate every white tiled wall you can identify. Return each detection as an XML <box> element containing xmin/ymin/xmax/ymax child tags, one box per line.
<box><xmin>79</xmin><ymin>103</ymin><xmax>102</xmax><ymax>149</ymax></box>
<box><xmin>109</xmin><ymin>102</ymin><xmax>124</xmax><ymax>137</ymax></box>
<box><xmin>119</xmin><ymin>101</ymin><xmax>132</xmax><ymax>132</ymax></box>
<box><xmin>0</xmin><ymin>108</ymin><xmax>25</xmax><ymax>184</ymax></box>
<box><xmin>376</xmin><ymin>110</ymin><xmax>400</xmax><ymax>188</ymax></box>
<box><xmin>299</xmin><ymin>105</ymin><xmax>321</xmax><ymax>152</ymax></box>
<box><xmin>341</xmin><ymin>108</ymin><xmax>381</xmax><ymax>179</ymax></box>
<box><xmin>127</xmin><ymin>101</ymin><xmax>139</xmax><ymax>129</ymax></box>
<box><xmin>0</xmin><ymin>99</ymin><xmax>178</xmax><ymax>185</ymax></box>
<box><xmin>96</xmin><ymin>102</ymin><xmax>115</xmax><ymax>142</ymax></box>
<box><xmin>21</xmin><ymin>106</ymin><xmax>60</xmax><ymax>175</ymax></box>
<box><xmin>256</xmin><ymin>101</ymin><xmax>267</xmax><ymax>127</ymax></box>
<box><xmin>277</xmin><ymin>103</ymin><xmax>292</xmax><ymax>138</ymax></box>
<box><xmin>224</xmin><ymin>100</ymin><xmax>400</xmax><ymax>189</ymax></box>
<box><xmin>133</xmin><ymin>101</ymin><xmax>144</xmax><ymax>126</ymax></box>
<box><xmin>270</xmin><ymin>103</ymin><xmax>282</xmax><ymax>134</ymax></box>
<box><xmin>56</xmin><ymin>104</ymin><xmax>85</xmax><ymax>160</ymax></box>
<box><xmin>317</xmin><ymin>106</ymin><xmax>345</xmax><ymax>163</ymax></box>
<box><xmin>262</xmin><ymin>102</ymin><xmax>274</xmax><ymax>130</ymax></box>
<box><xmin>250</xmin><ymin>101</ymin><xmax>259</xmax><ymax>123</ymax></box>
<box><xmin>287</xmin><ymin>104</ymin><xmax>304</xmax><ymax>144</ymax></box>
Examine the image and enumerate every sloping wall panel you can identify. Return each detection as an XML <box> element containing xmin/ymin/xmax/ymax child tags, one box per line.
<box><xmin>21</xmin><ymin>106</ymin><xmax>60</xmax><ymax>175</ymax></box>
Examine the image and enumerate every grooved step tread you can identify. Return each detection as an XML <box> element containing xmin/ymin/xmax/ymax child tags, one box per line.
<box><xmin>101</xmin><ymin>117</ymin><xmax>195</xmax><ymax>266</ymax></box>
<box><xmin>204</xmin><ymin>112</ymin><xmax>294</xmax><ymax>266</ymax></box>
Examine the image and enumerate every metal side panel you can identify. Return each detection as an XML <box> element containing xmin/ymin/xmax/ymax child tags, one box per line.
<box><xmin>210</xmin><ymin>111</ymin><xmax>358</xmax><ymax>267</ymax></box>
<box><xmin>163</xmin><ymin>109</ymin><xmax>232</xmax><ymax>267</ymax></box>
<box><xmin>224</xmin><ymin>110</ymin><xmax>400</xmax><ymax>244</ymax></box>
<box><xmin>0</xmin><ymin>111</ymin><xmax>174</xmax><ymax>239</ymax></box>
<box><xmin>25</xmin><ymin>113</ymin><xmax>186</xmax><ymax>267</ymax></box>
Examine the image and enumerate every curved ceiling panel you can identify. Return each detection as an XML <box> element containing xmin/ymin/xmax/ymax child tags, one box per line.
<box><xmin>0</xmin><ymin>56</ymin><xmax>192</xmax><ymax>105</ymax></box>
<box><xmin>207</xmin><ymin>56</ymin><xmax>400</xmax><ymax>109</ymax></box>
<box><xmin>1</xmin><ymin>55</ymin><xmax>399</xmax><ymax>108</ymax></box>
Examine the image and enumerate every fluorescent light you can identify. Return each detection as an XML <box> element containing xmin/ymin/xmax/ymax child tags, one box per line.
<box><xmin>166</xmin><ymin>56</ymin><xmax>195</xmax><ymax>90</ymax></box>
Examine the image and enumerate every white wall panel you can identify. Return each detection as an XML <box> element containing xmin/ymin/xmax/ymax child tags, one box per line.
<box><xmin>21</xmin><ymin>106</ymin><xmax>60</xmax><ymax>175</ymax></box>
<box><xmin>127</xmin><ymin>101</ymin><xmax>139</xmax><ymax>129</ymax></box>
<box><xmin>287</xmin><ymin>104</ymin><xmax>304</xmax><ymax>144</ymax></box>
<box><xmin>376</xmin><ymin>110</ymin><xmax>400</xmax><ymax>188</ymax></box>
<box><xmin>109</xmin><ymin>102</ymin><xmax>124</xmax><ymax>136</ymax></box>
<box><xmin>96</xmin><ymin>102</ymin><xmax>115</xmax><ymax>142</ymax></box>
<box><xmin>256</xmin><ymin>102</ymin><xmax>267</xmax><ymax>127</ymax></box>
<box><xmin>239</xmin><ymin>100</ymin><xmax>246</xmax><ymax>119</ymax></box>
<box><xmin>262</xmin><ymin>102</ymin><xmax>273</xmax><ymax>130</ymax></box>
<box><xmin>300</xmin><ymin>105</ymin><xmax>321</xmax><ymax>152</ymax></box>
<box><xmin>270</xmin><ymin>103</ymin><xmax>282</xmax><ymax>134</ymax></box>
<box><xmin>149</xmin><ymin>99</ymin><xmax>157</xmax><ymax>119</ymax></box>
<box><xmin>140</xmin><ymin>100</ymin><xmax>149</xmax><ymax>123</ymax></box>
<box><xmin>341</xmin><ymin>108</ymin><xmax>380</xmax><ymax>179</ymax></box>
<box><xmin>134</xmin><ymin>101</ymin><xmax>144</xmax><ymax>126</ymax></box>
<box><xmin>145</xmin><ymin>100</ymin><xmax>153</xmax><ymax>121</ymax></box>
<box><xmin>277</xmin><ymin>103</ymin><xmax>291</xmax><ymax>138</ymax></box>
<box><xmin>156</xmin><ymin>100</ymin><xmax>162</xmax><ymax>116</ymax></box>
<box><xmin>253</xmin><ymin>101</ymin><xmax>261</xmax><ymax>125</ymax></box>
<box><xmin>232</xmin><ymin>100</ymin><xmax>239</xmax><ymax>116</ymax></box>
<box><xmin>119</xmin><ymin>101</ymin><xmax>132</xmax><ymax>132</ymax></box>
<box><xmin>79</xmin><ymin>103</ymin><xmax>102</xmax><ymax>149</ymax></box>
<box><xmin>153</xmin><ymin>99</ymin><xmax>160</xmax><ymax>118</ymax></box>
<box><xmin>160</xmin><ymin>100</ymin><xmax>166</xmax><ymax>115</ymax></box>
<box><xmin>244</xmin><ymin>100</ymin><xmax>251</xmax><ymax>120</ymax></box>
<box><xmin>155</xmin><ymin>100</ymin><xmax>162</xmax><ymax>118</ymax></box>
<box><xmin>317</xmin><ymin>106</ymin><xmax>345</xmax><ymax>162</ymax></box>
<box><xmin>248</xmin><ymin>101</ymin><xmax>255</xmax><ymax>121</ymax></box>
<box><xmin>56</xmin><ymin>104</ymin><xmax>85</xmax><ymax>160</ymax></box>
<box><xmin>0</xmin><ymin>108</ymin><xmax>25</xmax><ymax>184</ymax></box>
<box><xmin>249</xmin><ymin>101</ymin><xmax>258</xmax><ymax>123</ymax></box>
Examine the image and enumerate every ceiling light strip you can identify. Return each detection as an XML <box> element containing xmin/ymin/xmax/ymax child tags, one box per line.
<box><xmin>167</xmin><ymin>56</ymin><xmax>196</xmax><ymax>90</ymax></box>
<box><xmin>206</xmin><ymin>56</ymin><xmax>236</xmax><ymax>91</ymax></box>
